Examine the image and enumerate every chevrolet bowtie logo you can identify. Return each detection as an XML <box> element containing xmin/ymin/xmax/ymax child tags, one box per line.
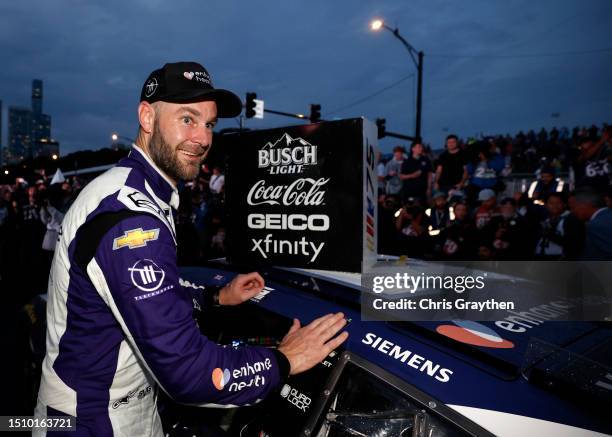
<box><xmin>113</xmin><ymin>228</ymin><xmax>160</xmax><ymax>250</ymax></box>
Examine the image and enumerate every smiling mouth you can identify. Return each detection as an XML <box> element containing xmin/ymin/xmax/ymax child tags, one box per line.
<box><xmin>179</xmin><ymin>149</ymin><xmax>205</xmax><ymax>161</ymax></box>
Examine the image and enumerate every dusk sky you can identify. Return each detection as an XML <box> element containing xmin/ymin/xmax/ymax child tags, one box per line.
<box><xmin>1</xmin><ymin>0</ymin><xmax>610</xmax><ymax>154</ymax></box>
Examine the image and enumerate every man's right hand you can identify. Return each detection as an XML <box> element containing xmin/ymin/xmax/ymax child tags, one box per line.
<box><xmin>278</xmin><ymin>313</ymin><xmax>349</xmax><ymax>375</ymax></box>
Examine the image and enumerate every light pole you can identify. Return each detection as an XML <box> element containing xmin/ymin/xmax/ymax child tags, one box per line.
<box><xmin>371</xmin><ymin>19</ymin><xmax>424</xmax><ymax>143</ymax></box>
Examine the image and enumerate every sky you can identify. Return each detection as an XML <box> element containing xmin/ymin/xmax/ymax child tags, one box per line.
<box><xmin>0</xmin><ymin>0</ymin><xmax>610</xmax><ymax>155</ymax></box>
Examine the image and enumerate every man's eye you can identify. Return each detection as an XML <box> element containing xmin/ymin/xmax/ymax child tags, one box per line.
<box><xmin>182</xmin><ymin>116</ymin><xmax>193</xmax><ymax>124</ymax></box>
<box><xmin>206</xmin><ymin>122</ymin><xmax>216</xmax><ymax>129</ymax></box>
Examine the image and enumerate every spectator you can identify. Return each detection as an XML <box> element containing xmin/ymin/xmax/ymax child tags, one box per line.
<box><xmin>571</xmin><ymin>129</ymin><xmax>611</xmax><ymax>191</ymax></box>
<box><xmin>473</xmin><ymin>188</ymin><xmax>499</xmax><ymax>230</ymax></box>
<box><xmin>209</xmin><ymin>166</ymin><xmax>225</xmax><ymax>194</ymax></box>
<box><xmin>395</xmin><ymin>204</ymin><xmax>429</xmax><ymax>258</ymax></box>
<box><xmin>570</xmin><ymin>187</ymin><xmax>612</xmax><ymax>260</ymax></box>
<box><xmin>377</xmin><ymin>194</ymin><xmax>400</xmax><ymax>254</ymax></box>
<box><xmin>434</xmin><ymin>134</ymin><xmax>468</xmax><ymax>194</ymax></box>
<box><xmin>530</xmin><ymin>166</ymin><xmax>567</xmax><ymax>202</ymax></box>
<box><xmin>440</xmin><ymin>201</ymin><xmax>477</xmax><ymax>259</ymax></box>
<box><xmin>535</xmin><ymin>193</ymin><xmax>584</xmax><ymax>259</ymax></box>
<box><xmin>485</xmin><ymin>198</ymin><xmax>531</xmax><ymax>259</ymax></box>
<box><xmin>400</xmin><ymin>142</ymin><xmax>432</xmax><ymax>204</ymax></box>
<box><xmin>384</xmin><ymin>146</ymin><xmax>405</xmax><ymax>196</ymax></box>
<box><xmin>426</xmin><ymin>191</ymin><xmax>451</xmax><ymax>232</ymax></box>
<box><xmin>40</xmin><ymin>184</ymin><xmax>67</xmax><ymax>253</ymax></box>
<box><xmin>376</xmin><ymin>152</ymin><xmax>386</xmax><ymax>196</ymax></box>
<box><xmin>465</xmin><ymin>141</ymin><xmax>505</xmax><ymax>200</ymax></box>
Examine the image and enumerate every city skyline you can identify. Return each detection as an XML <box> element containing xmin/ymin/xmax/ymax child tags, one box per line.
<box><xmin>3</xmin><ymin>79</ymin><xmax>58</xmax><ymax>164</ymax></box>
<box><xmin>0</xmin><ymin>0</ymin><xmax>610</xmax><ymax>155</ymax></box>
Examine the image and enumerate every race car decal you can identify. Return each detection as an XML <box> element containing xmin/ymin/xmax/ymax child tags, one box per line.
<box><xmin>113</xmin><ymin>227</ymin><xmax>159</xmax><ymax>250</ymax></box>
<box><xmin>436</xmin><ymin>320</ymin><xmax>515</xmax><ymax>349</ymax></box>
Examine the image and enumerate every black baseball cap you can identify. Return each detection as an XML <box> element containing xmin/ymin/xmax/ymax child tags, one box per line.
<box><xmin>140</xmin><ymin>62</ymin><xmax>242</xmax><ymax>118</ymax></box>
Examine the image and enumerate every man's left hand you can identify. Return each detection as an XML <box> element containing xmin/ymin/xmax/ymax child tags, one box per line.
<box><xmin>219</xmin><ymin>272</ymin><xmax>265</xmax><ymax>306</ymax></box>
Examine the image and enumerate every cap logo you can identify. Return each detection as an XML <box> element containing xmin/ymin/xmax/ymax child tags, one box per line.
<box><xmin>183</xmin><ymin>71</ymin><xmax>195</xmax><ymax>80</ymax></box>
<box><xmin>144</xmin><ymin>77</ymin><xmax>158</xmax><ymax>97</ymax></box>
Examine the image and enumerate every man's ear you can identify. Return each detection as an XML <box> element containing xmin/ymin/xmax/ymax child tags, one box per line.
<box><xmin>138</xmin><ymin>101</ymin><xmax>156</xmax><ymax>134</ymax></box>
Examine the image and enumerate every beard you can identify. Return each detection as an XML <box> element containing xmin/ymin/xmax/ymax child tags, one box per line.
<box><xmin>148</xmin><ymin>121</ymin><xmax>206</xmax><ymax>181</ymax></box>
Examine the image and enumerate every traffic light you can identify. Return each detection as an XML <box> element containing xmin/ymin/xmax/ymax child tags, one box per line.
<box><xmin>309</xmin><ymin>104</ymin><xmax>321</xmax><ymax>123</ymax></box>
<box><xmin>376</xmin><ymin>118</ymin><xmax>386</xmax><ymax>139</ymax></box>
<box><xmin>245</xmin><ymin>92</ymin><xmax>257</xmax><ymax>118</ymax></box>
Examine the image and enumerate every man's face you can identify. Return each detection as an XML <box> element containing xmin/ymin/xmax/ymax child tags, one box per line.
<box><xmin>501</xmin><ymin>203</ymin><xmax>515</xmax><ymax>219</ymax></box>
<box><xmin>483</xmin><ymin>197</ymin><xmax>497</xmax><ymax>209</ymax></box>
<box><xmin>434</xmin><ymin>197</ymin><xmax>446</xmax><ymax>209</ymax></box>
<box><xmin>570</xmin><ymin>201</ymin><xmax>593</xmax><ymax>222</ymax></box>
<box><xmin>446</xmin><ymin>138</ymin><xmax>458</xmax><ymax>151</ymax></box>
<box><xmin>148</xmin><ymin>101</ymin><xmax>218</xmax><ymax>182</ymax></box>
<box><xmin>393</xmin><ymin>151</ymin><xmax>403</xmax><ymax>161</ymax></box>
<box><xmin>412</xmin><ymin>143</ymin><xmax>423</xmax><ymax>155</ymax></box>
<box><xmin>454</xmin><ymin>203</ymin><xmax>468</xmax><ymax>221</ymax></box>
<box><xmin>541</xmin><ymin>172</ymin><xmax>554</xmax><ymax>184</ymax></box>
<box><xmin>546</xmin><ymin>196</ymin><xmax>564</xmax><ymax>217</ymax></box>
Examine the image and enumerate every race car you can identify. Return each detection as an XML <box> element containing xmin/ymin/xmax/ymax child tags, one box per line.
<box><xmin>173</xmin><ymin>261</ymin><xmax>612</xmax><ymax>437</ymax></box>
<box><xmin>21</xmin><ymin>260</ymin><xmax>611</xmax><ymax>436</ymax></box>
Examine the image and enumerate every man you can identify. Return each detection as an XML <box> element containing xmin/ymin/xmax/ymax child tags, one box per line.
<box><xmin>208</xmin><ymin>166</ymin><xmax>225</xmax><ymax>194</ymax></box>
<box><xmin>434</xmin><ymin>134</ymin><xmax>468</xmax><ymax>194</ymax></box>
<box><xmin>571</xmin><ymin>130</ymin><xmax>611</xmax><ymax>191</ymax></box>
<box><xmin>484</xmin><ymin>198</ymin><xmax>531</xmax><ymax>260</ymax></box>
<box><xmin>570</xmin><ymin>187</ymin><xmax>612</xmax><ymax>260</ymax></box>
<box><xmin>34</xmin><ymin>62</ymin><xmax>348</xmax><ymax>436</ymax></box>
<box><xmin>465</xmin><ymin>141</ymin><xmax>505</xmax><ymax>195</ymax></box>
<box><xmin>384</xmin><ymin>146</ymin><xmax>405</xmax><ymax>196</ymax></box>
<box><xmin>530</xmin><ymin>165</ymin><xmax>566</xmax><ymax>202</ymax></box>
<box><xmin>400</xmin><ymin>142</ymin><xmax>432</xmax><ymax>204</ymax></box>
<box><xmin>440</xmin><ymin>201</ymin><xmax>477</xmax><ymax>260</ymax></box>
<box><xmin>473</xmin><ymin>188</ymin><xmax>499</xmax><ymax>230</ymax></box>
<box><xmin>426</xmin><ymin>191</ymin><xmax>451</xmax><ymax>231</ymax></box>
<box><xmin>535</xmin><ymin>193</ymin><xmax>584</xmax><ymax>259</ymax></box>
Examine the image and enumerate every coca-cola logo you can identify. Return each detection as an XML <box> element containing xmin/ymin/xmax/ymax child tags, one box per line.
<box><xmin>247</xmin><ymin>178</ymin><xmax>329</xmax><ymax>206</ymax></box>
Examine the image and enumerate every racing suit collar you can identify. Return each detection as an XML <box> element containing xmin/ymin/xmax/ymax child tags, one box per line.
<box><xmin>129</xmin><ymin>144</ymin><xmax>180</xmax><ymax>210</ymax></box>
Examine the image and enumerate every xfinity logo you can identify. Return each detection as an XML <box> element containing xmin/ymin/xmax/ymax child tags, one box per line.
<box><xmin>251</xmin><ymin>234</ymin><xmax>325</xmax><ymax>262</ymax></box>
<box><xmin>258</xmin><ymin>133</ymin><xmax>318</xmax><ymax>174</ymax></box>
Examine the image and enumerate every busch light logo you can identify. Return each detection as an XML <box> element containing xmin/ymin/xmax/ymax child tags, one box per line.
<box><xmin>258</xmin><ymin>133</ymin><xmax>318</xmax><ymax>175</ymax></box>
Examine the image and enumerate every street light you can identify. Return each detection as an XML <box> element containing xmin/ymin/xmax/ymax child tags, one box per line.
<box><xmin>371</xmin><ymin>19</ymin><xmax>383</xmax><ymax>31</ymax></box>
<box><xmin>52</xmin><ymin>154</ymin><xmax>58</xmax><ymax>160</ymax></box>
<box><xmin>111</xmin><ymin>133</ymin><xmax>135</xmax><ymax>144</ymax></box>
<box><xmin>370</xmin><ymin>18</ymin><xmax>424</xmax><ymax>143</ymax></box>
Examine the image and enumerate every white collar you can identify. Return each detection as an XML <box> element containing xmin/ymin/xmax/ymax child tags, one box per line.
<box><xmin>132</xmin><ymin>144</ymin><xmax>179</xmax><ymax>209</ymax></box>
<box><xmin>132</xmin><ymin>144</ymin><xmax>178</xmax><ymax>190</ymax></box>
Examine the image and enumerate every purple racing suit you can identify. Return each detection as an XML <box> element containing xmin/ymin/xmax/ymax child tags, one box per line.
<box><xmin>34</xmin><ymin>145</ymin><xmax>289</xmax><ymax>436</ymax></box>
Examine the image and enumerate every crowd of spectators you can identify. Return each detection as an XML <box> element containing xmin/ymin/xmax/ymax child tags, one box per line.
<box><xmin>377</xmin><ymin>123</ymin><xmax>611</xmax><ymax>261</ymax></box>
<box><xmin>1</xmin><ymin>123</ymin><xmax>609</xmax><ymax>307</ymax></box>
<box><xmin>0</xmin><ymin>163</ymin><xmax>228</xmax><ymax>304</ymax></box>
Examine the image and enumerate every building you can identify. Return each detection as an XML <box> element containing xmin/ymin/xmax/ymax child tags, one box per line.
<box><xmin>6</xmin><ymin>79</ymin><xmax>57</xmax><ymax>163</ymax></box>
<box><xmin>8</xmin><ymin>106</ymin><xmax>32</xmax><ymax>162</ymax></box>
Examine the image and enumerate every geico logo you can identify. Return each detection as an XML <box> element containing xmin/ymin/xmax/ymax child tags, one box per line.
<box><xmin>258</xmin><ymin>146</ymin><xmax>317</xmax><ymax>168</ymax></box>
<box><xmin>247</xmin><ymin>214</ymin><xmax>330</xmax><ymax>231</ymax></box>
